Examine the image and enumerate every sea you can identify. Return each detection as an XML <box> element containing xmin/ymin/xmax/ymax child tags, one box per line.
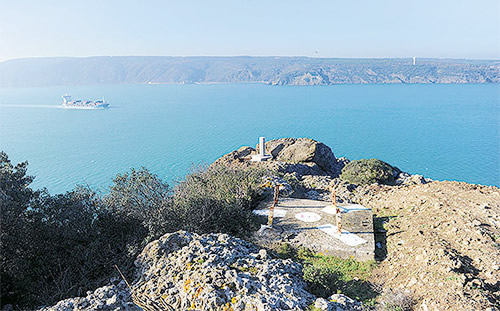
<box><xmin>0</xmin><ymin>83</ymin><xmax>498</xmax><ymax>194</ymax></box>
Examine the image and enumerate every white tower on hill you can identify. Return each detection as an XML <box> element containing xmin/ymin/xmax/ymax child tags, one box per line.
<box><xmin>413</xmin><ymin>57</ymin><xmax>416</xmax><ymax>65</ymax></box>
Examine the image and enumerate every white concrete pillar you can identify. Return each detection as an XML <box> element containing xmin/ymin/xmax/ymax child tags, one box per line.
<box><xmin>251</xmin><ymin>136</ymin><xmax>272</xmax><ymax>162</ymax></box>
<box><xmin>259</xmin><ymin>137</ymin><xmax>266</xmax><ymax>156</ymax></box>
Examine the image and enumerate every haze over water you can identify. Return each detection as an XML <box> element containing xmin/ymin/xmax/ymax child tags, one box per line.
<box><xmin>0</xmin><ymin>83</ymin><xmax>498</xmax><ymax>193</ymax></box>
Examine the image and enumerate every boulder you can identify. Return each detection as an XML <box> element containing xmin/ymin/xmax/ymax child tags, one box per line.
<box><xmin>313</xmin><ymin>294</ymin><xmax>363</xmax><ymax>311</ymax></box>
<box><xmin>260</xmin><ymin>137</ymin><xmax>297</xmax><ymax>158</ymax></box>
<box><xmin>213</xmin><ymin>146</ymin><xmax>256</xmax><ymax>166</ymax></box>
<box><xmin>256</xmin><ymin>138</ymin><xmax>342</xmax><ymax>176</ymax></box>
<box><xmin>396</xmin><ymin>173</ymin><xmax>430</xmax><ymax>186</ymax></box>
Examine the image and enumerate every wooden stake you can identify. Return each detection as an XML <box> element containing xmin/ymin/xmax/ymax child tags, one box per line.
<box><xmin>268</xmin><ymin>185</ymin><xmax>280</xmax><ymax>226</ymax></box>
<box><xmin>330</xmin><ymin>186</ymin><xmax>342</xmax><ymax>234</ymax></box>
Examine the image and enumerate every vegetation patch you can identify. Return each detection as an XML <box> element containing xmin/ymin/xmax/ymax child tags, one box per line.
<box><xmin>340</xmin><ymin>158</ymin><xmax>400</xmax><ymax>186</ymax></box>
<box><xmin>172</xmin><ymin>164</ymin><xmax>269</xmax><ymax>236</ymax></box>
<box><xmin>301</xmin><ymin>251</ymin><xmax>377</xmax><ymax>303</ymax></box>
<box><xmin>272</xmin><ymin>243</ymin><xmax>378</xmax><ymax>304</ymax></box>
<box><xmin>0</xmin><ymin>152</ymin><xmax>269</xmax><ymax>308</ymax></box>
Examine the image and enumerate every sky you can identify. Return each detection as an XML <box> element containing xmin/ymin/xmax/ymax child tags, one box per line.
<box><xmin>0</xmin><ymin>0</ymin><xmax>499</xmax><ymax>62</ymax></box>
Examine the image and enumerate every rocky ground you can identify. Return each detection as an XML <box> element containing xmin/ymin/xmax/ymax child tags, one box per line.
<box><xmin>358</xmin><ymin>181</ymin><xmax>500</xmax><ymax>310</ymax></box>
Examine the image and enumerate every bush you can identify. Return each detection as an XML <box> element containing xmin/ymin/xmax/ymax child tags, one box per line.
<box><xmin>104</xmin><ymin>167</ymin><xmax>173</xmax><ymax>242</ymax></box>
<box><xmin>300</xmin><ymin>252</ymin><xmax>377</xmax><ymax>302</ymax></box>
<box><xmin>0</xmin><ymin>152</ymin><xmax>145</xmax><ymax>307</ymax></box>
<box><xmin>172</xmin><ymin>164</ymin><xmax>268</xmax><ymax>236</ymax></box>
<box><xmin>339</xmin><ymin>159</ymin><xmax>400</xmax><ymax>186</ymax></box>
<box><xmin>0</xmin><ymin>154</ymin><xmax>152</xmax><ymax>307</ymax></box>
<box><xmin>25</xmin><ymin>187</ymin><xmax>144</xmax><ymax>305</ymax></box>
<box><xmin>1</xmin><ymin>152</ymin><xmax>41</xmax><ymax>305</ymax></box>
<box><xmin>302</xmin><ymin>264</ymin><xmax>343</xmax><ymax>298</ymax></box>
<box><xmin>1</xmin><ymin>154</ymin><xmax>269</xmax><ymax>308</ymax></box>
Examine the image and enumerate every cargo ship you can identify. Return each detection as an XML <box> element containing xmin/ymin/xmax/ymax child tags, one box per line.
<box><xmin>62</xmin><ymin>94</ymin><xmax>109</xmax><ymax>109</ymax></box>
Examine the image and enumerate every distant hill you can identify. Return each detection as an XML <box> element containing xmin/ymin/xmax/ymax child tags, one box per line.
<box><xmin>0</xmin><ymin>56</ymin><xmax>498</xmax><ymax>87</ymax></box>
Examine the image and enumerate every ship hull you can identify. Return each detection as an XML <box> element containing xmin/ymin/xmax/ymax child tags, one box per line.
<box><xmin>62</xmin><ymin>105</ymin><xmax>109</xmax><ymax>110</ymax></box>
<box><xmin>62</xmin><ymin>103</ymin><xmax>109</xmax><ymax>110</ymax></box>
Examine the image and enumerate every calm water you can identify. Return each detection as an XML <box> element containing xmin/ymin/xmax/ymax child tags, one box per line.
<box><xmin>0</xmin><ymin>83</ymin><xmax>499</xmax><ymax>193</ymax></box>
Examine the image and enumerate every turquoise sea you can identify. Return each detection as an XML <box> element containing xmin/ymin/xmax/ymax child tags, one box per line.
<box><xmin>0</xmin><ymin>83</ymin><xmax>499</xmax><ymax>193</ymax></box>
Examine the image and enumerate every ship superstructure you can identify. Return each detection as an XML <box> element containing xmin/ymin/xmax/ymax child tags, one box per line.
<box><xmin>62</xmin><ymin>94</ymin><xmax>109</xmax><ymax>109</ymax></box>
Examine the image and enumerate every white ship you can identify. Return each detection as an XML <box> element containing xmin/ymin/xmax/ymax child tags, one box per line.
<box><xmin>62</xmin><ymin>94</ymin><xmax>109</xmax><ymax>109</ymax></box>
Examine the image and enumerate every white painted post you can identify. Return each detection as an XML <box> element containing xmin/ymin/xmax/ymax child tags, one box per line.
<box><xmin>251</xmin><ymin>137</ymin><xmax>272</xmax><ymax>162</ymax></box>
<box><xmin>259</xmin><ymin>137</ymin><xmax>266</xmax><ymax>157</ymax></box>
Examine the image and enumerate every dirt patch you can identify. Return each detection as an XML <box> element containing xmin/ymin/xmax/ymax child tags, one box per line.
<box><xmin>358</xmin><ymin>181</ymin><xmax>499</xmax><ymax>310</ymax></box>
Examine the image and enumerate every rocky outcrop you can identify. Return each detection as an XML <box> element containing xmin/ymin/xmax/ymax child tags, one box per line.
<box><xmin>40</xmin><ymin>231</ymin><xmax>326</xmax><ymax>311</ymax></box>
<box><xmin>215</xmin><ymin>138</ymin><xmax>346</xmax><ymax>178</ymax></box>
<box><xmin>215</xmin><ymin>138</ymin><xmax>428</xmax><ymax>202</ymax></box>
<box><xmin>38</xmin><ymin>282</ymin><xmax>138</xmax><ymax>311</ymax></box>
<box><xmin>395</xmin><ymin>172</ymin><xmax>431</xmax><ymax>185</ymax></box>
<box><xmin>257</xmin><ymin>138</ymin><xmax>341</xmax><ymax>176</ymax></box>
<box><xmin>213</xmin><ymin>146</ymin><xmax>256</xmax><ymax>166</ymax></box>
<box><xmin>132</xmin><ymin>231</ymin><xmax>314</xmax><ymax>310</ymax></box>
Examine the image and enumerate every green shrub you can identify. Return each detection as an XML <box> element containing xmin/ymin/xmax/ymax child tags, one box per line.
<box><xmin>0</xmin><ymin>153</ymin><xmax>144</xmax><ymax>307</ymax></box>
<box><xmin>339</xmin><ymin>159</ymin><xmax>400</xmax><ymax>186</ymax></box>
<box><xmin>300</xmin><ymin>252</ymin><xmax>377</xmax><ymax>302</ymax></box>
<box><xmin>27</xmin><ymin>187</ymin><xmax>144</xmax><ymax>304</ymax></box>
<box><xmin>104</xmin><ymin>167</ymin><xmax>173</xmax><ymax>242</ymax></box>
<box><xmin>302</xmin><ymin>264</ymin><xmax>343</xmax><ymax>297</ymax></box>
<box><xmin>1</xmin><ymin>152</ymin><xmax>41</xmax><ymax>306</ymax></box>
<box><xmin>0</xmin><ymin>152</ymin><xmax>269</xmax><ymax>309</ymax></box>
<box><xmin>172</xmin><ymin>164</ymin><xmax>268</xmax><ymax>236</ymax></box>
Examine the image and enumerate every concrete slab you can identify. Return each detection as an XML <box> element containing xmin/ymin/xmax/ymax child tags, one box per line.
<box><xmin>317</xmin><ymin>224</ymin><xmax>368</xmax><ymax>247</ymax></box>
<box><xmin>253</xmin><ymin>209</ymin><xmax>287</xmax><ymax>218</ymax></box>
<box><xmin>253</xmin><ymin>198</ymin><xmax>375</xmax><ymax>261</ymax></box>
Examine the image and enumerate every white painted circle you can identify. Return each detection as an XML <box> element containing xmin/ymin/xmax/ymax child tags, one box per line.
<box><xmin>295</xmin><ymin>212</ymin><xmax>322</xmax><ymax>223</ymax></box>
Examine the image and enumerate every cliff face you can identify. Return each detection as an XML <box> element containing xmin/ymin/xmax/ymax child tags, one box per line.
<box><xmin>1</xmin><ymin>56</ymin><xmax>498</xmax><ymax>87</ymax></box>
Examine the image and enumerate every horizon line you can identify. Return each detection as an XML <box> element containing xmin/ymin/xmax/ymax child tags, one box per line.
<box><xmin>2</xmin><ymin>55</ymin><xmax>500</xmax><ymax>63</ymax></box>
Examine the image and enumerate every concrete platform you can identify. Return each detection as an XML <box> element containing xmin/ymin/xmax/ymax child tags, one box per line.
<box><xmin>253</xmin><ymin>198</ymin><xmax>375</xmax><ymax>261</ymax></box>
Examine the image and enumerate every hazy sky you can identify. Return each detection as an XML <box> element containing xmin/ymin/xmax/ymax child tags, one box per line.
<box><xmin>0</xmin><ymin>0</ymin><xmax>499</xmax><ymax>61</ymax></box>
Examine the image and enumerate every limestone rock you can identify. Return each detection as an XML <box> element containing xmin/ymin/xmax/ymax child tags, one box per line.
<box><xmin>38</xmin><ymin>282</ymin><xmax>138</xmax><ymax>311</ymax></box>
<box><xmin>395</xmin><ymin>173</ymin><xmax>430</xmax><ymax>186</ymax></box>
<box><xmin>313</xmin><ymin>294</ymin><xmax>363</xmax><ymax>311</ymax></box>
<box><xmin>329</xmin><ymin>178</ymin><xmax>359</xmax><ymax>203</ymax></box>
<box><xmin>301</xmin><ymin>175</ymin><xmax>334</xmax><ymax>191</ymax></box>
<box><xmin>258</xmin><ymin>138</ymin><xmax>340</xmax><ymax>176</ymax></box>
<box><xmin>133</xmin><ymin>231</ymin><xmax>316</xmax><ymax>310</ymax></box>
<box><xmin>40</xmin><ymin>231</ymin><xmax>318</xmax><ymax>311</ymax></box>
<box><xmin>213</xmin><ymin>146</ymin><xmax>256</xmax><ymax>166</ymax></box>
<box><xmin>214</xmin><ymin>138</ymin><xmax>347</xmax><ymax>179</ymax></box>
